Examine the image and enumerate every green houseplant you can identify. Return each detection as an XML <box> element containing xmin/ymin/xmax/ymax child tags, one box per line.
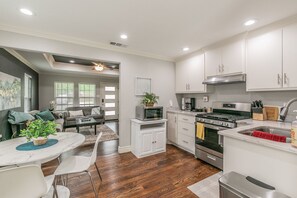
<box><xmin>141</xmin><ymin>92</ymin><xmax>158</xmax><ymax>107</ymax></box>
<box><xmin>20</xmin><ymin>119</ymin><xmax>57</xmax><ymax>145</ymax></box>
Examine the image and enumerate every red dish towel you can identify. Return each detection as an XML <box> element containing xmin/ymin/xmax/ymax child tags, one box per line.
<box><xmin>252</xmin><ymin>131</ymin><xmax>286</xmax><ymax>143</ymax></box>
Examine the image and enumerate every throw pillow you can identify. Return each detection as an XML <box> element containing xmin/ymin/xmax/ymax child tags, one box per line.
<box><xmin>36</xmin><ymin>110</ymin><xmax>55</xmax><ymax>121</ymax></box>
<box><xmin>69</xmin><ymin>110</ymin><xmax>84</xmax><ymax>117</ymax></box>
<box><xmin>91</xmin><ymin>107</ymin><xmax>101</xmax><ymax>115</ymax></box>
<box><xmin>7</xmin><ymin>110</ymin><xmax>35</xmax><ymax>124</ymax></box>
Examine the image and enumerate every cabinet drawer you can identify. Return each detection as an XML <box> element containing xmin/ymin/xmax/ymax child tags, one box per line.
<box><xmin>178</xmin><ymin>133</ymin><xmax>195</xmax><ymax>153</ymax></box>
<box><xmin>178</xmin><ymin>114</ymin><xmax>195</xmax><ymax>124</ymax></box>
<box><xmin>178</xmin><ymin>122</ymin><xmax>195</xmax><ymax>137</ymax></box>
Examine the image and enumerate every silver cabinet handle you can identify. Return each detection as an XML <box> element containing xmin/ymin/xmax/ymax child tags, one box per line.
<box><xmin>219</xmin><ymin>65</ymin><xmax>221</xmax><ymax>73</ymax></box>
<box><xmin>188</xmin><ymin>84</ymin><xmax>190</xmax><ymax>90</ymax></box>
<box><xmin>182</xmin><ymin>128</ymin><xmax>189</xmax><ymax>131</ymax></box>
<box><xmin>182</xmin><ymin>140</ymin><xmax>189</xmax><ymax>144</ymax></box>
<box><xmin>152</xmin><ymin>141</ymin><xmax>156</xmax><ymax>144</ymax></box>
<box><xmin>183</xmin><ymin>118</ymin><xmax>188</xmax><ymax>121</ymax></box>
<box><xmin>284</xmin><ymin>73</ymin><xmax>288</xmax><ymax>84</ymax></box>
<box><xmin>222</xmin><ymin>64</ymin><xmax>224</xmax><ymax>72</ymax></box>
<box><xmin>277</xmin><ymin>74</ymin><xmax>282</xmax><ymax>85</ymax></box>
<box><xmin>207</xmin><ymin>154</ymin><xmax>217</xmax><ymax>161</ymax></box>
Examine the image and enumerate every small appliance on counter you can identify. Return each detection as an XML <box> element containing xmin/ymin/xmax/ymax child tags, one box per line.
<box><xmin>135</xmin><ymin>105</ymin><xmax>163</xmax><ymax>121</ymax></box>
<box><xmin>181</xmin><ymin>97</ymin><xmax>196</xmax><ymax>111</ymax></box>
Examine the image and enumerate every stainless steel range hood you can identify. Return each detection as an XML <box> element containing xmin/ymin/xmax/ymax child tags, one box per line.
<box><xmin>202</xmin><ymin>74</ymin><xmax>246</xmax><ymax>85</ymax></box>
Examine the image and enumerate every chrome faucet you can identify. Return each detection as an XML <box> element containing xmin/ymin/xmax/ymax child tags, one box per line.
<box><xmin>280</xmin><ymin>98</ymin><xmax>297</xmax><ymax>121</ymax></box>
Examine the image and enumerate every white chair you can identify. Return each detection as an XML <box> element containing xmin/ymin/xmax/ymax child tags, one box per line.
<box><xmin>54</xmin><ymin>132</ymin><xmax>103</xmax><ymax>198</ymax></box>
<box><xmin>0</xmin><ymin>165</ymin><xmax>70</xmax><ymax>198</ymax></box>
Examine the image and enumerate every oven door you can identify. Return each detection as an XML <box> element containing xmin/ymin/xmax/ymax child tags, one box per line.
<box><xmin>195</xmin><ymin>123</ymin><xmax>226</xmax><ymax>153</ymax></box>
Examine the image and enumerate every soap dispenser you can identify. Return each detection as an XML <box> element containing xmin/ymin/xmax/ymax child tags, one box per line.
<box><xmin>291</xmin><ymin>110</ymin><xmax>297</xmax><ymax>148</ymax></box>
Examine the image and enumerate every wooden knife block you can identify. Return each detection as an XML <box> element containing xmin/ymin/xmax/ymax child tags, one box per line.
<box><xmin>253</xmin><ymin>108</ymin><xmax>267</xmax><ymax>121</ymax></box>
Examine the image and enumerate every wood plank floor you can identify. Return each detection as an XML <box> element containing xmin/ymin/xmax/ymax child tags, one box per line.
<box><xmin>42</xmin><ymin>141</ymin><xmax>219</xmax><ymax>198</ymax></box>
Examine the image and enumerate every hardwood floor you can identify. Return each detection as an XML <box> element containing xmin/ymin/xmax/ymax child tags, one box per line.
<box><xmin>42</xmin><ymin>143</ymin><xmax>219</xmax><ymax>198</ymax></box>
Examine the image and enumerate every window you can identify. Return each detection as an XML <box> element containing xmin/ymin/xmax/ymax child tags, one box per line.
<box><xmin>79</xmin><ymin>83</ymin><xmax>96</xmax><ymax>106</ymax></box>
<box><xmin>24</xmin><ymin>74</ymin><xmax>32</xmax><ymax>112</ymax></box>
<box><xmin>55</xmin><ymin>82</ymin><xmax>74</xmax><ymax>110</ymax></box>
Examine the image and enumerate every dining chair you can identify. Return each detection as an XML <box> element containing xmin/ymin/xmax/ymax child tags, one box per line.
<box><xmin>0</xmin><ymin>165</ymin><xmax>70</xmax><ymax>198</ymax></box>
<box><xmin>54</xmin><ymin>132</ymin><xmax>103</xmax><ymax>198</ymax></box>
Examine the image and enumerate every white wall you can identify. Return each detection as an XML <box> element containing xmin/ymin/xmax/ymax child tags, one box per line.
<box><xmin>0</xmin><ymin>30</ymin><xmax>179</xmax><ymax>148</ymax></box>
<box><xmin>38</xmin><ymin>73</ymin><xmax>118</xmax><ymax>109</ymax></box>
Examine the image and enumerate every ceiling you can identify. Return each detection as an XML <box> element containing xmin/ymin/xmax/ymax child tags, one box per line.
<box><xmin>1</xmin><ymin>0</ymin><xmax>297</xmax><ymax>60</ymax></box>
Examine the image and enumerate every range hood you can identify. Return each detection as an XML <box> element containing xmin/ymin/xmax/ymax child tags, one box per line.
<box><xmin>202</xmin><ymin>74</ymin><xmax>246</xmax><ymax>85</ymax></box>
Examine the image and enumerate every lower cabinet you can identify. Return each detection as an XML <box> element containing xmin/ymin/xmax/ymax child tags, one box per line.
<box><xmin>131</xmin><ymin>119</ymin><xmax>167</xmax><ymax>158</ymax></box>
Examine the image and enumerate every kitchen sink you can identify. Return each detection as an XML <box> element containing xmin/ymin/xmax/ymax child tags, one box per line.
<box><xmin>238</xmin><ymin>126</ymin><xmax>291</xmax><ymax>143</ymax></box>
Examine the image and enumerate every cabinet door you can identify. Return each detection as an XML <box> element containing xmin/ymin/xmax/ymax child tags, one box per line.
<box><xmin>188</xmin><ymin>54</ymin><xmax>205</xmax><ymax>92</ymax></box>
<box><xmin>154</xmin><ymin>130</ymin><xmax>166</xmax><ymax>152</ymax></box>
<box><xmin>205</xmin><ymin>48</ymin><xmax>221</xmax><ymax>77</ymax></box>
<box><xmin>246</xmin><ymin>29</ymin><xmax>283</xmax><ymax>91</ymax></box>
<box><xmin>175</xmin><ymin>60</ymin><xmax>188</xmax><ymax>93</ymax></box>
<box><xmin>140</xmin><ymin>132</ymin><xmax>154</xmax><ymax>156</ymax></box>
<box><xmin>283</xmin><ymin>23</ymin><xmax>297</xmax><ymax>89</ymax></box>
<box><xmin>221</xmin><ymin>40</ymin><xmax>245</xmax><ymax>74</ymax></box>
<box><xmin>167</xmin><ymin>112</ymin><xmax>177</xmax><ymax>144</ymax></box>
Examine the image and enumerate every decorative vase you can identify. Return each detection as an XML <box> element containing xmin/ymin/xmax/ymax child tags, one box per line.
<box><xmin>146</xmin><ymin>103</ymin><xmax>154</xmax><ymax>107</ymax></box>
<box><xmin>32</xmin><ymin>137</ymin><xmax>48</xmax><ymax>146</ymax></box>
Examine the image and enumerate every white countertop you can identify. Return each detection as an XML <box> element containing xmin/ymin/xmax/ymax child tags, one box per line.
<box><xmin>166</xmin><ymin>108</ymin><xmax>206</xmax><ymax>116</ymax></box>
<box><xmin>219</xmin><ymin>119</ymin><xmax>297</xmax><ymax>155</ymax></box>
<box><xmin>131</xmin><ymin>119</ymin><xmax>167</xmax><ymax>125</ymax></box>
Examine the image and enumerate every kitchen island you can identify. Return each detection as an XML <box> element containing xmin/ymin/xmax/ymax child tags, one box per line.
<box><xmin>219</xmin><ymin>119</ymin><xmax>296</xmax><ymax>197</ymax></box>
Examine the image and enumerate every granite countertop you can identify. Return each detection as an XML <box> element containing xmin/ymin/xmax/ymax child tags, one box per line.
<box><xmin>219</xmin><ymin>119</ymin><xmax>297</xmax><ymax>155</ymax></box>
<box><xmin>166</xmin><ymin>108</ymin><xmax>206</xmax><ymax>116</ymax></box>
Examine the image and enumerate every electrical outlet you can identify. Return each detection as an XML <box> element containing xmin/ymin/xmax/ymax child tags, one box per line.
<box><xmin>203</xmin><ymin>96</ymin><xmax>209</xmax><ymax>102</ymax></box>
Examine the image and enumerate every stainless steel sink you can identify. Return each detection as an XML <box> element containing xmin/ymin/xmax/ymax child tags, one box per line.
<box><xmin>238</xmin><ymin>126</ymin><xmax>291</xmax><ymax>143</ymax></box>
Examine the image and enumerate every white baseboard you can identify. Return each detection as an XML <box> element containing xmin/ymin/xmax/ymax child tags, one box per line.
<box><xmin>118</xmin><ymin>145</ymin><xmax>131</xmax><ymax>153</ymax></box>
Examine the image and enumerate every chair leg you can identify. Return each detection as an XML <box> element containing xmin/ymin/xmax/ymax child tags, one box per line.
<box><xmin>94</xmin><ymin>163</ymin><xmax>103</xmax><ymax>181</ymax></box>
<box><xmin>85</xmin><ymin>170</ymin><xmax>98</xmax><ymax>198</ymax></box>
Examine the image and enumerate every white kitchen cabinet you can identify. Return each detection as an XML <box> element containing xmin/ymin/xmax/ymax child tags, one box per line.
<box><xmin>283</xmin><ymin>23</ymin><xmax>297</xmax><ymax>89</ymax></box>
<box><xmin>175</xmin><ymin>53</ymin><xmax>206</xmax><ymax>93</ymax></box>
<box><xmin>177</xmin><ymin>114</ymin><xmax>195</xmax><ymax>154</ymax></box>
<box><xmin>246</xmin><ymin>29</ymin><xmax>283</xmax><ymax>91</ymax></box>
<box><xmin>167</xmin><ymin>112</ymin><xmax>178</xmax><ymax>144</ymax></box>
<box><xmin>205</xmin><ymin>39</ymin><xmax>245</xmax><ymax>77</ymax></box>
<box><xmin>131</xmin><ymin>119</ymin><xmax>167</xmax><ymax>158</ymax></box>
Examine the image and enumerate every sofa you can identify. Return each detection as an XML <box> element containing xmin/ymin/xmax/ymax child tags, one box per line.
<box><xmin>65</xmin><ymin>106</ymin><xmax>105</xmax><ymax>123</ymax></box>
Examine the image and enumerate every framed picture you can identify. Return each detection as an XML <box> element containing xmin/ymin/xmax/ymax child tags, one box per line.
<box><xmin>135</xmin><ymin>77</ymin><xmax>151</xmax><ymax>96</ymax></box>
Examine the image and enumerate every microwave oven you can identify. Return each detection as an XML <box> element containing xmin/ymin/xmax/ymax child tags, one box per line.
<box><xmin>136</xmin><ymin>106</ymin><xmax>163</xmax><ymax>121</ymax></box>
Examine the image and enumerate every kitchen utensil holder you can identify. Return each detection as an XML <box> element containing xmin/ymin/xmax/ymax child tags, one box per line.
<box><xmin>252</xmin><ymin>107</ymin><xmax>267</xmax><ymax>121</ymax></box>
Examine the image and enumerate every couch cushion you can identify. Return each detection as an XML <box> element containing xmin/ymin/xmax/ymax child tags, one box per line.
<box><xmin>36</xmin><ymin>110</ymin><xmax>55</xmax><ymax>121</ymax></box>
<box><xmin>8</xmin><ymin>110</ymin><xmax>35</xmax><ymax>124</ymax></box>
<box><xmin>91</xmin><ymin>107</ymin><xmax>101</xmax><ymax>115</ymax></box>
<box><xmin>69</xmin><ymin>110</ymin><xmax>84</xmax><ymax>117</ymax></box>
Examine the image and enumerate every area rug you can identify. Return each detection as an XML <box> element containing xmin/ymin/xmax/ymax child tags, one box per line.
<box><xmin>65</xmin><ymin>124</ymin><xmax>119</xmax><ymax>146</ymax></box>
<box><xmin>188</xmin><ymin>172</ymin><xmax>223</xmax><ymax>198</ymax></box>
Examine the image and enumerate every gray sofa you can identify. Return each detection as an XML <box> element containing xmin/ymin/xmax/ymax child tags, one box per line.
<box><xmin>65</xmin><ymin>106</ymin><xmax>105</xmax><ymax>122</ymax></box>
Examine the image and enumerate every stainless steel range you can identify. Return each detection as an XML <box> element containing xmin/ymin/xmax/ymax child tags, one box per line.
<box><xmin>195</xmin><ymin>102</ymin><xmax>251</xmax><ymax>170</ymax></box>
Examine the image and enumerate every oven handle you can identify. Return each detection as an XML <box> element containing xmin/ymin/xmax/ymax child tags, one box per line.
<box><xmin>202</xmin><ymin>123</ymin><xmax>228</xmax><ymax>131</ymax></box>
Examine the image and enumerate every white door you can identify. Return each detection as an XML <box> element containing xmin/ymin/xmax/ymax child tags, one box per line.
<box><xmin>205</xmin><ymin>48</ymin><xmax>221</xmax><ymax>77</ymax></box>
<box><xmin>154</xmin><ymin>131</ymin><xmax>166</xmax><ymax>152</ymax></box>
<box><xmin>167</xmin><ymin>112</ymin><xmax>177</xmax><ymax>144</ymax></box>
<box><xmin>175</xmin><ymin>60</ymin><xmax>188</xmax><ymax>93</ymax></box>
<box><xmin>100</xmin><ymin>82</ymin><xmax>119</xmax><ymax>120</ymax></box>
<box><xmin>246</xmin><ymin>29</ymin><xmax>283</xmax><ymax>91</ymax></box>
<box><xmin>221</xmin><ymin>39</ymin><xmax>245</xmax><ymax>75</ymax></box>
<box><xmin>283</xmin><ymin>23</ymin><xmax>297</xmax><ymax>89</ymax></box>
<box><xmin>188</xmin><ymin>54</ymin><xmax>205</xmax><ymax>92</ymax></box>
<box><xmin>141</xmin><ymin>132</ymin><xmax>154</xmax><ymax>155</ymax></box>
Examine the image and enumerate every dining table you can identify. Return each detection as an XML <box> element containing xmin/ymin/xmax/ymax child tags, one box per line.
<box><xmin>0</xmin><ymin>132</ymin><xmax>85</xmax><ymax>167</ymax></box>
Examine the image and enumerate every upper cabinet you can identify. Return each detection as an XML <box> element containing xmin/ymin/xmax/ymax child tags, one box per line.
<box><xmin>246</xmin><ymin>29</ymin><xmax>283</xmax><ymax>91</ymax></box>
<box><xmin>205</xmin><ymin>39</ymin><xmax>245</xmax><ymax>77</ymax></box>
<box><xmin>175</xmin><ymin>53</ymin><xmax>206</xmax><ymax>93</ymax></box>
<box><xmin>283</xmin><ymin>23</ymin><xmax>297</xmax><ymax>89</ymax></box>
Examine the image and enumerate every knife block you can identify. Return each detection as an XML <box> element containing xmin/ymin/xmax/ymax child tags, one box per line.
<box><xmin>252</xmin><ymin>107</ymin><xmax>267</xmax><ymax>121</ymax></box>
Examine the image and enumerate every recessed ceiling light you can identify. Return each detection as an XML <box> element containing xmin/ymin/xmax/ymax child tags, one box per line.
<box><xmin>20</xmin><ymin>8</ymin><xmax>33</xmax><ymax>16</ymax></box>
<box><xmin>120</xmin><ymin>34</ymin><xmax>128</xmax><ymax>39</ymax></box>
<box><xmin>244</xmin><ymin>19</ymin><xmax>257</xmax><ymax>26</ymax></box>
<box><xmin>69</xmin><ymin>60</ymin><xmax>75</xmax><ymax>63</ymax></box>
<box><xmin>183</xmin><ymin>47</ymin><xmax>189</xmax><ymax>52</ymax></box>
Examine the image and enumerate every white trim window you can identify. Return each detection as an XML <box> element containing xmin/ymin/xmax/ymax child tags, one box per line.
<box><xmin>55</xmin><ymin>82</ymin><xmax>74</xmax><ymax>110</ymax></box>
<box><xmin>24</xmin><ymin>74</ymin><xmax>32</xmax><ymax>113</ymax></box>
<box><xmin>79</xmin><ymin>83</ymin><xmax>96</xmax><ymax>107</ymax></box>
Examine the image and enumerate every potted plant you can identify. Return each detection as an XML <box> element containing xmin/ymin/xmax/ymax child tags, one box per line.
<box><xmin>141</xmin><ymin>92</ymin><xmax>158</xmax><ymax>107</ymax></box>
<box><xmin>20</xmin><ymin>119</ymin><xmax>57</xmax><ymax>146</ymax></box>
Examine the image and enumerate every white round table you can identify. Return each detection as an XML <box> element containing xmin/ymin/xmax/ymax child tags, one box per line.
<box><xmin>0</xmin><ymin>132</ymin><xmax>85</xmax><ymax>167</ymax></box>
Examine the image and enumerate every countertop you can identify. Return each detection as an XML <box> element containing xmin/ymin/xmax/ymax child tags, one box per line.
<box><xmin>166</xmin><ymin>108</ymin><xmax>206</xmax><ymax>116</ymax></box>
<box><xmin>131</xmin><ymin>119</ymin><xmax>167</xmax><ymax>125</ymax></box>
<box><xmin>219</xmin><ymin>119</ymin><xmax>297</xmax><ymax>155</ymax></box>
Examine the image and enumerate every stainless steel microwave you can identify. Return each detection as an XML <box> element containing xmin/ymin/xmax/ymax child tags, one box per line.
<box><xmin>136</xmin><ymin>106</ymin><xmax>163</xmax><ymax>121</ymax></box>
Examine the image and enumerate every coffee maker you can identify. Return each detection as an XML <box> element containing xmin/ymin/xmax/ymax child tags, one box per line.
<box><xmin>182</xmin><ymin>97</ymin><xmax>196</xmax><ymax>111</ymax></box>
